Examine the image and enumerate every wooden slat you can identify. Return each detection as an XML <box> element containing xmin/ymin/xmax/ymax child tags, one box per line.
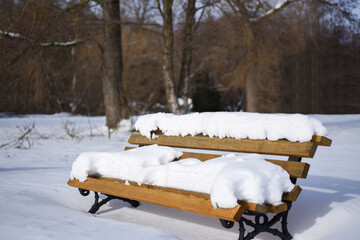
<box><xmin>125</xmin><ymin>147</ymin><xmax>221</xmax><ymax>161</ymax></box>
<box><xmin>83</xmin><ymin>176</ymin><xmax>211</xmax><ymax>199</ymax></box>
<box><xmin>267</xmin><ymin>159</ymin><xmax>310</xmax><ymax>179</ymax></box>
<box><xmin>143</xmin><ymin>179</ymin><xmax>295</xmax><ymax>213</ymax></box>
<box><xmin>125</xmin><ymin>147</ymin><xmax>310</xmax><ymax>179</ymax></box>
<box><xmin>267</xmin><ymin>203</ymin><xmax>288</xmax><ymax>213</ymax></box>
<box><xmin>150</xmin><ymin>187</ymin><xmax>287</xmax><ymax>214</ymax></box>
<box><xmin>175</xmin><ymin>151</ymin><xmax>221</xmax><ymax>161</ymax></box>
<box><xmin>282</xmin><ymin>185</ymin><xmax>302</xmax><ymax>202</ymax></box>
<box><xmin>128</xmin><ymin>132</ymin><xmax>319</xmax><ymax>158</ymax></box>
<box><xmin>311</xmin><ymin>136</ymin><xmax>332</xmax><ymax>146</ymax></box>
<box><xmin>67</xmin><ymin>178</ymin><xmax>245</xmax><ymax>222</ymax></box>
<box><xmin>237</xmin><ymin>201</ymin><xmax>269</xmax><ymax>213</ymax></box>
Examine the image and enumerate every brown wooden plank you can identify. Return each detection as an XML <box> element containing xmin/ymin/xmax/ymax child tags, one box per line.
<box><xmin>175</xmin><ymin>151</ymin><xmax>222</xmax><ymax>161</ymax></box>
<box><xmin>88</xmin><ymin>177</ymin><xmax>270</xmax><ymax>211</ymax></box>
<box><xmin>237</xmin><ymin>201</ymin><xmax>269</xmax><ymax>213</ymax></box>
<box><xmin>237</xmin><ymin>201</ymin><xmax>287</xmax><ymax>214</ymax></box>
<box><xmin>70</xmin><ymin>176</ymin><xmax>299</xmax><ymax>214</ymax></box>
<box><xmin>282</xmin><ymin>185</ymin><xmax>302</xmax><ymax>202</ymax></box>
<box><xmin>311</xmin><ymin>136</ymin><xmax>332</xmax><ymax>146</ymax></box>
<box><xmin>128</xmin><ymin>132</ymin><xmax>318</xmax><ymax>158</ymax></box>
<box><xmin>93</xmin><ymin>176</ymin><xmax>212</xmax><ymax>199</ymax></box>
<box><xmin>125</xmin><ymin>146</ymin><xmax>221</xmax><ymax>161</ymax></box>
<box><xmin>267</xmin><ymin>203</ymin><xmax>288</xmax><ymax>213</ymax></box>
<box><xmin>267</xmin><ymin>159</ymin><xmax>310</xmax><ymax>179</ymax></box>
<box><xmin>152</xmin><ymin>184</ymin><xmax>287</xmax><ymax>214</ymax></box>
<box><xmin>125</xmin><ymin>147</ymin><xmax>310</xmax><ymax>179</ymax></box>
<box><xmin>67</xmin><ymin>178</ymin><xmax>245</xmax><ymax>222</ymax></box>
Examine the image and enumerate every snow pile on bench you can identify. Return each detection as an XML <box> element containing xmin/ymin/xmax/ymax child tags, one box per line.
<box><xmin>70</xmin><ymin>145</ymin><xmax>183</xmax><ymax>182</ymax></box>
<box><xmin>135</xmin><ymin>112</ymin><xmax>327</xmax><ymax>142</ymax></box>
<box><xmin>70</xmin><ymin>145</ymin><xmax>294</xmax><ymax>208</ymax></box>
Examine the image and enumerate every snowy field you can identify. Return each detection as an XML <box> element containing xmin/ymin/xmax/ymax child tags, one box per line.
<box><xmin>0</xmin><ymin>113</ymin><xmax>360</xmax><ymax>240</ymax></box>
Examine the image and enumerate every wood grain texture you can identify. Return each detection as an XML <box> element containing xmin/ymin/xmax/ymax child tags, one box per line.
<box><xmin>282</xmin><ymin>185</ymin><xmax>302</xmax><ymax>202</ymax></box>
<box><xmin>125</xmin><ymin>146</ymin><xmax>221</xmax><ymax>161</ymax></box>
<box><xmin>311</xmin><ymin>136</ymin><xmax>332</xmax><ymax>146</ymax></box>
<box><xmin>67</xmin><ymin>178</ymin><xmax>245</xmax><ymax>222</ymax></box>
<box><xmin>237</xmin><ymin>201</ymin><xmax>269</xmax><ymax>213</ymax></box>
<box><xmin>267</xmin><ymin>202</ymin><xmax>288</xmax><ymax>213</ymax></box>
<box><xmin>266</xmin><ymin>159</ymin><xmax>310</xmax><ymax>179</ymax></box>
<box><xmin>128</xmin><ymin>132</ymin><xmax>320</xmax><ymax>158</ymax></box>
<box><xmin>68</xmin><ymin>176</ymin><xmax>298</xmax><ymax>215</ymax></box>
<box><xmin>125</xmin><ymin>147</ymin><xmax>310</xmax><ymax>179</ymax></box>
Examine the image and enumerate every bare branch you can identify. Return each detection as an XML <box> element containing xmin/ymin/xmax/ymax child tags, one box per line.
<box><xmin>64</xmin><ymin>120</ymin><xmax>81</xmax><ymax>140</ymax></box>
<box><xmin>0</xmin><ymin>122</ymin><xmax>36</xmax><ymax>149</ymax></box>
<box><xmin>1</xmin><ymin>30</ymin><xmax>87</xmax><ymax>47</ymax></box>
<box><xmin>250</xmin><ymin>0</ymin><xmax>296</xmax><ymax>23</ymax></box>
<box><xmin>39</xmin><ymin>39</ymin><xmax>87</xmax><ymax>47</ymax></box>
<box><xmin>196</xmin><ymin>0</ymin><xmax>220</xmax><ymax>11</ymax></box>
<box><xmin>0</xmin><ymin>30</ymin><xmax>26</xmax><ymax>40</ymax></box>
<box><xmin>118</xmin><ymin>21</ymin><xmax>163</xmax><ymax>28</ymax></box>
<box><xmin>224</xmin><ymin>0</ymin><xmax>247</xmax><ymax>22</ymax></box>
<box><xmin>317</xmin><ymin>0</ymin><xmax>360</xmax><ymax>24</ymax></box>
<box><xmin>195</xmin><ymin>5</ymin><xmax>207</xmax><ymax>30</ymax></box>
<box><xmin>156</xmin><ymin>0</ymin><xmax>165</xmax><ymax>19</ymax></box>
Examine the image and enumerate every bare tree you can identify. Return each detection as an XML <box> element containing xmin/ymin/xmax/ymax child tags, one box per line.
<box><xmin>2</xmin><ymin>0</ymin><xmax>360</xmax><ymax>117</ymax></box>
<box><xmin>157</xmin><ymin>0</ymin><xmax>181</xmax><ymax>114</ymax></box>
<box><xmin>221</xmin><ymin>0</ymin><xmax>297</xmax><ymax>112</ymax></box>
<box><xmin>122</xmin><ymin>0</ymin><xmax>153</xmax><ymax>25</ymax></box>
<box><xmin>157</xmin><ymin>0</ymin><xmax>217</xmax><ymax>114</ymax></box>
<box><xmin>100</xmin><ymin>0</ymin><xmax>128</xmax><ymax>129</ymax></box>
<box><xmin>177</xmin><ymin>0</ymin><xmax>196</xmax><ymax>113</ymax></box>
<box><xmin>220</xmin><ymin>0</ymin><xmax>359</xmax><ymax>113</ymax></box>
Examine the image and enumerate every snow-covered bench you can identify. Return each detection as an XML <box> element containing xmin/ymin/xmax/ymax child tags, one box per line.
<box><xmin>67</xmin><ymin>113</ymin><xmax>332</xmax><ymax>240</ymax></box>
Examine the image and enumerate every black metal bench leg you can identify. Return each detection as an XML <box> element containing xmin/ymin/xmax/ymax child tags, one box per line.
<box><xmin>78</xmin><ymin>189</ymin><xmax>140</xmax><ymax>214</ymax></box>
<box><xmin>281</xmin><ymin>211</ymin><xmax>292</xmax><ymax>239</ymax></box>
<box><xmin>238</xmin><ymin>219</ymin><xmax>245</xmax><ymax>240</ymax></box>
<box><xmin>88</xmin><ymin>192</ymin><xmax>140</xmax><ymax>214</ymax></box>
<box><xmin>220</xmin><ymin>211</ymin><xmax>293</xmax><ymax>240</ymax></box>
<box><xmin>116</xmin><ymin>196</ymin><xmax>140</xmax><ymax>208</ymax></box>
<box><xmin>89</xmin><ymin>192</ymin><xmax>112</xmax><ymax>214</ymax></box>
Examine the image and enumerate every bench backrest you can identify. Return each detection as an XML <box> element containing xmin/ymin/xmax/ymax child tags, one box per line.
<box><xmin>128</xmin><ymin>131</ymin><xmax>332</xmax><ymax>183</ymax></box>
<box><xmin>128</xmin><ymin>131</ymin><xmax>331</xmax><ymax>158</ymax></box>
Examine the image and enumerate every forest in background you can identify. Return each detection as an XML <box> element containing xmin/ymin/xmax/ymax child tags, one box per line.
<box><xmin>1</xmin><ymin>0</ymin><xmax>360</xmax><ymax>120</ymax></box>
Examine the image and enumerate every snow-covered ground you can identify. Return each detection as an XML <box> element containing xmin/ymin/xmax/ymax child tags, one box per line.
<box><xmin>0</xmin><ymin>113</ymin><xmax>359</xmax><ymax>240</ymax></box>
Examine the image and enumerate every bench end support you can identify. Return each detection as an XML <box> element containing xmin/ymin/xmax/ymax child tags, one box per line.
<box><xmin>219</xmin><ymin>204</ymin><xmax>293</xmax><ymax>240</ymax></box>
<box><xmin>79</xmin><ymin>190</ymin><xmax>140</xmax><ymax>214</ymax></box>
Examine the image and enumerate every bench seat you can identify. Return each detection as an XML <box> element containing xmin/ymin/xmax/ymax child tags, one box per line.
<box><xmin>67</xmin><ymin>174</ymin><xmax>301</xmax><ymax>221</ymax></box>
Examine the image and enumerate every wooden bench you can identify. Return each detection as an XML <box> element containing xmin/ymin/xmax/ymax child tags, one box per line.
<box><xmin>67</xmin><ymin>131</ymin><xmax>331</xmax><ymax>240</ymax></box>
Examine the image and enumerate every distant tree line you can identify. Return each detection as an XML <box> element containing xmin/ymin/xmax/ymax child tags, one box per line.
<box><xmin>1</xmin><ymin>0</ymin><xmax>359</xmax><ymax>128</ymax></box>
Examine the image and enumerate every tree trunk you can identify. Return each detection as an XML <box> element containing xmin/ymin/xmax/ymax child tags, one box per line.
<box><xmin>245</xmin><ymin>72</ymin><xmax>257</xmax><ymax>112</ymax></box>
<box><xmin>310</xmin><ymin>2</ymin><xmax>320</xmax><ymax>113</ymax></box>
<box><xmin>162</xmin><ymin>0</ymin><xmax>181</xmax><ymax>114</ymax></box>
<box><xmin>178</xmin><ymin>0</ymin><xmax>196</xmax><ymax>113</ymax></box>
<box><xmin>101</xmin><ymin>0</ymin><xmax>128</xmax><ymax>129</ymax></box>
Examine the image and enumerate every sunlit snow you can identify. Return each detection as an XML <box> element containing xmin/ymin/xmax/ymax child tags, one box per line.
<box><xmin>1</xmin><ymin>113</ymin><xmax>359</xmax><ymax>240</ymax></box>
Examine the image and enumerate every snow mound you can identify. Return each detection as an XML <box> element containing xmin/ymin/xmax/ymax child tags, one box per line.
<box><xmin>210</xmin><ymin>154</ymin><xmax>294</xmax><ymax>208</ymax></box>
<box><xmin>70</xmin><ymin>145</ymin><xmax>183</xmax><ymax>182</ymax></box>
<box><xmin>135</xmin><ymin>112</ymin><xmax>327</xmax><ymax>142</ymax></box>
<box><xmin>137</xmin><ymin>153</ymin><xmax>294</xmax><ymax>208</ymax></box>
